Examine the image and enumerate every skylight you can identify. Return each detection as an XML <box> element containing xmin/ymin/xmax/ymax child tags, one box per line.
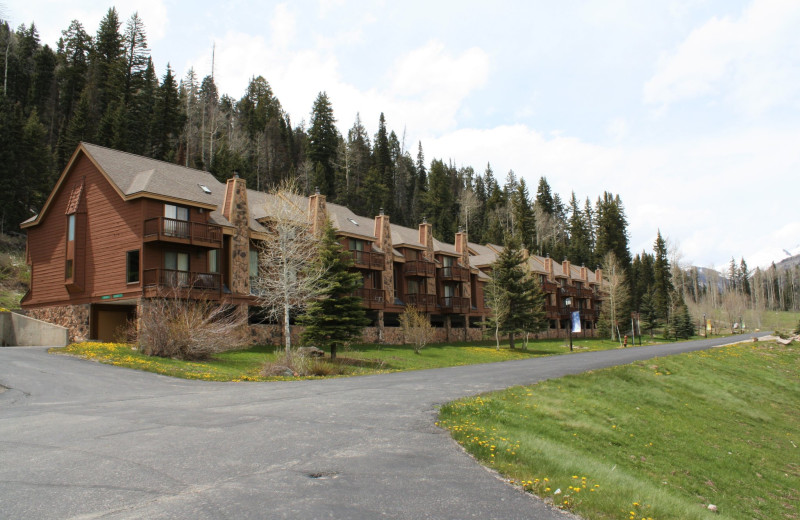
<box><xmin>198</xmin><ymin>184</ymin><xmax>211</xmax><ymax>194</ymax></box>
<box><xmin>347</xmin><ymin>217</ymin><xmax>359</xmax><ymax>226</ymax></box>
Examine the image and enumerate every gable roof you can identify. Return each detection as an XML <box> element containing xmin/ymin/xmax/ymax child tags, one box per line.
<box><xmin>22</xmin><ymin>142</ymin><xmax>225</xmax><ymax>229</ymax></box>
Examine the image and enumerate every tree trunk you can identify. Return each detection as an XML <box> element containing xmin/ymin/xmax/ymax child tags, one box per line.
<box><xmin>284</xmin><ymin>303</ymin><xmax>291</xmax><ymax>354</ymax></box>
<box><xmin>330</xmin><ymin>344</ymin><xmax>337</xmax><ymax>360</ymax></box>
<box><xmin>509</xmin><ymin>332</ymin><xmax>515</xmax><ymax>350</ymax></box>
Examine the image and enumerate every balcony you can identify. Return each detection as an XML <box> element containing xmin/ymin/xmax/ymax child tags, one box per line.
<box><xmin>142</xmin><ymin>269</ymin><xmax>221</xmax><ymax>298</ymax></box>
<box><xmin>405</xmin><ymin>293</ymin><xmax>437</xmax><ymax>312</ymax></box>
<box><xmin>437</xmin><ymin>265</ymin><xmax>469</xmax><ymax>282</ymax></box>
<box><xmin>403</xmin><ymin>260</ymin><xmax>436</xmax><ymax>277</ymax></box>
<box><xmin>439</xmin><ymin>296</ymin><xmax>470</xmax><ymax>314</ymax></box>
<box><xmin>542</xmin><ymin>281</ymin><xmax>559</xmax><ymax>293</ymax></box>
<box><xmin>350</xmin><ymin>249</ymin><xmax>385</xmax><ymax>270</ymax></box>
<box><xmin>545</xmin><ymin>304</ymin><xmax>562</xmax><ymax>319</ymax></box>
<box><xmin>354</xmin><ymin>287</ymin><xmax>385</xmax><ymax>309</ymax></box>
<box><xmin>143</xmin><ymin>217</ymin><xmax>223</xmax><ymax>248</ymax></box>
<box><xmin>578</xmin><ymin>288</ymin><xmax>594</xmax><ymax>299</ymax></box>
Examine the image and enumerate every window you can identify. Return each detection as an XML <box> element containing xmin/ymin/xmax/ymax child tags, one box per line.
<box><xmin>165</xmin><ymin>251</ymin><xmax>189</xmax><ymax>286</ymax></box>
<box><xmin>407</xmin><ymin>279</ymin><xmax>419</xmax><ymax>295</ymax></box>
<box><xmin>67</xmin><ymin>214</ymin><xmax>75</xmax><ymax>242</ymax></box>
<box><xmin>209</xmin><ymin>249</ymin><xmax>219</xmax><ymax>273</ymax></box>
<box><xmin>65</xmin><ymin>259</ymin><xmax>73</xmax><ymax>280</ymax></box>
<box><xmin>164</xmin><ymin>204</ymin><xmax>189</xmax><ymax>237</ymax></box>
<box><xmin>349</xmin><ymin>239</ymin><xmax>364</xmax><ymax>251</ymax></box>
<box><xmin>405</xmin><ymin>249</ymin><xmax>417</xmax><ymax>261</ymax></box>
<box><xmin>442</xmin><ymin>256</ymin><xmax>453</xmax><ymax>267</ymax></box>
<box><xmin>249</xmin><ymin>249</ymin><xmax>258</xmax><ymax>279</ymax></box>
<box><xmin>126</xmin><ymin>250</ymin><xmax>140</xmax><ymax>283</ymax></box>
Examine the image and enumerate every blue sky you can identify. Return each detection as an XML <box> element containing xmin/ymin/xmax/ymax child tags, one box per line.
<box><xmin>8</xmin><ymin>0</ymin><xmax>800</xmax><ymax>269</ymax></box>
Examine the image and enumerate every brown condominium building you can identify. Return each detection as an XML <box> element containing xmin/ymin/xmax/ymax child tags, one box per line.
<box><xmin>21</xmin><ymin>143</ymin><xmax>603</xmax><ymax>344</ymax></box>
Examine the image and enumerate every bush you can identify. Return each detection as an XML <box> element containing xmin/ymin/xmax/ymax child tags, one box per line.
<box><xmin>399</xmin><ymin>304</ymin><xmax>435</xmax><ymax>354</ymax></box>
<box><xmin>261</xmin><ymin>350</ymin><xmax>346</xmax><ymax>377</ymax></box>
<box><xmin>137</xmin><ymin>296</ymin><xmax>248</xmax><ymax>360</ymax></box>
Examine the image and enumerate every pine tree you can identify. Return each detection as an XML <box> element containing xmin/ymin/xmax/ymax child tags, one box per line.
<box><xmin>299</xmin><ymin>220</ymin><xmax>369</xmax><ymax>360</ymax></box>
<box><xmin>373</xmin><ymin>112</ymin><xmax>393</xmax><ymax>214</ymax></box>
<box><xmin>487</xmin><ymin>236</ymin><xmax>546</xmax><ymax>349</ymax></box>
<box><xmin>308</xmin><ymin>92</ymin><xmax>338</xmax><ymax>197</ymax></box>
<box><xmin>151</xmin><ymin>64</ymin><xmax>183</xmax><ymax>161</ymax></box>
<box><xmin>567</xmin><ymin>191</ymin><xmax>592</xmax><ymax>267</ymax></box>
<box><xmin>652</xmin><ymin>230</ymin><xmax>673</xmax><ymax>323</ymax></box>
<box><xmin>594</xmin><ymin>192</ymin><xmax>631</xmax><ymax>269</ymax></box>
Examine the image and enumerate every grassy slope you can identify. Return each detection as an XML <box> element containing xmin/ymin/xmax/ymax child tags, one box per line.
<box><xmin>438</xmin><ymin>341</ymin><xmax>799</xmax><ymax>520</ymax></box>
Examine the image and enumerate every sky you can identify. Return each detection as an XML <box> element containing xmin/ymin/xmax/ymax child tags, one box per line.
<box><xmin>7</xmin><ymin>0</ymin><xmax>800</xmax><ymax>270</ymax></box>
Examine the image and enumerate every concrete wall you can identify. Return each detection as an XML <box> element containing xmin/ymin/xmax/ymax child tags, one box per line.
<box><xmin>0</xmin><ymin>311</ymin><xmax>69</xmax><ymax>347</ymax></box>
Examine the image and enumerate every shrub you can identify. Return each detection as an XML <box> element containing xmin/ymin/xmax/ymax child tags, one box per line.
<box><xmin>137</xmin><ymin>295</ymin><xmax>248</xmax><ymax>360</ymax></box>
<box><xmin>399</xmin><ymin>304</ymin><xmax>435</xmax><ymax>354</ymax></box>
<box><xmin>261</xmin><ymin>350</ymin><xmax>347</xmax><ymax>377</ymax></box>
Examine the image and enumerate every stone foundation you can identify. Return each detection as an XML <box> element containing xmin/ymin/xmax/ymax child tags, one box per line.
<box><xmin>26</xmin><ymin>304</ymin><xmax>90</xmax><ymax>343</ymax></box>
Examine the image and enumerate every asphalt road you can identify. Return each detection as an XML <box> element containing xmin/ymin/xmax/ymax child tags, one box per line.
<box><xmin>0</xmin><ymin>333</ymin><xmax>767</xmax><ymax>519</ymax></box>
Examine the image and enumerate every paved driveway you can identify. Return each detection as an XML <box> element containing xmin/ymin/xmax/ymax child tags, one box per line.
<box><xmin>0</xmin><ymin>333</ymin><xmax>765</xmax><ymax>519</ymax></box>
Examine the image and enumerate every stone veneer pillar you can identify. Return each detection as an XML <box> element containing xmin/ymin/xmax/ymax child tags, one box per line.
<box><xmin>308</xmin><ymin>190</ymin><xmax>328</xmax><ymax>235</ymax></box>
<box><xmin>454</xmin><ymin>230</ymin><xmax>471</xmax><ymax>302</ymax></box>
<box><xmin>418</xmin><ymin>221</ymin><xmax>436</xmax><ymax>296</ymax></box>
<box><xmin>374</xmin><ymin>211</ymin><xmax>394</xmax><ymax>343</ymax></box>
<box><xmin>222</xmin><ymin>174</ymin><xmax>250</xmax><ymax>296</ymax></box>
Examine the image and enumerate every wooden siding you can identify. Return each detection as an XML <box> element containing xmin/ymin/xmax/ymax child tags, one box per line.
<box><xmin>25</xmin><ymin>153</ymin><xmax>144</xmax><ymax>306</ymax></box>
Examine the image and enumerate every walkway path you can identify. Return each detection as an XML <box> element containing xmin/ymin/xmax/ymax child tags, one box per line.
<box><xmin>0</xmin><ymin>333</ymin><xmax>766</xmax><ymax>519</ymax></box>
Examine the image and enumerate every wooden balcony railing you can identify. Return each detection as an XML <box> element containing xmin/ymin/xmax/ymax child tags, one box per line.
<box><xmin>437</xmin><ymin>265</ymin><xmax>470</xmax><ymax>282</ymax></box>
<box><xmin>143</xmin><ymin>217</ymin><xmax>223</xmax><ymax>248</ymax></box>
<box><xmin>405</xmin><ymin>293</ymin><xmax>437</xmax><ymax>311</ymax></box>
<box><xmin>350</xmin><ymin>249</ymin><xmax>385</xmax><ymax>270</ymax></box>
<box><xmin>545</xmin><ymin>304</ymin><xmax>562</xmax><ymax>318</ymax></box>
<box><xmin>402</xmin><ymin>260</ymin><xmax>436</xmax><ymax>277</ymax></box>
<box><xmin>354</xmin><ymin>287</ymin><xmax>385</xmax><ymax>308</ymax></box>
<box><xmin>542</xmin><ymin>281</ymin><xmax>559</xmax><ymax>293</ymax></box>
<box><xmin>439</xmin><ymin>296</ymin><xmax>470</xmax><ymax>314</ymax></box>
<box><xmin>578</xmin><ymin>288</ymin><xmax>594</xmax><ymax>299</ymax></box>
<box><xmin>142</xmin><ymin>269</ymin><xmax>222</xmax><ymax>296</ymax></box>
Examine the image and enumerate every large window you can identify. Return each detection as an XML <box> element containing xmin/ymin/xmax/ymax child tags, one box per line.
<box><xmin>164</xmin><ymin>204</ymin><xmax>189</xmax><ymax>237</ymax></box>
<box><xmin>126</xmin><ymin>250</ymin><xmax>140</xmax><ymax>283</ymax></box>
<box><xmin>65</xmin><ymin>259</ymin><xmax>73</xmax><ymax>280</ymax></box>
<box><xmin>164</xmin><ymin>251</ymin><xmax>189</xmax><ymax>286</ymax></box>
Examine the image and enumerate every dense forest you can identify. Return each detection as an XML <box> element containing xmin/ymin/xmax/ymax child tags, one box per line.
<box><xmin>2</xmin><ymin>8</ymin><xmax>797</xmax><ymax>328</ymax></box>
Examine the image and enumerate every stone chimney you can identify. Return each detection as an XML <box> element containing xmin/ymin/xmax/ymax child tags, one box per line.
<box><xmin>454</xmin><ymin>227</ymin><xmax>471</xmax><ymax>302</ymax></box>
<box><xmin>544</xmin><ymin>255</ymin><xmax>554</xmax><ymax>281</ymax></box>
<box><xmin>419</xmin><ymin>218</ymin><xmax>435</xmax><ymax>295</ymax></box>
<box><xmin>594</xmin><ymin>266</ymin><xmax>603</xmax><ymax>284</ymax></box>
<box><xmin>222</xmin><ymin>174</ymin><xmax>250</xmax><ymax>296</ymax></box>
<box><xmin>374</xmin><ymin>209</ymin><xmax>394</xmax><ymax>301</ymax></box>
<box><xmin>308</xmin><ymin>187</ymin><xmax>327</xmax><ymax>235</ymax></box>
<box><xmin>580</xmin><ymin>266</ymin><xmax>588</xmax><ymax>282</ymax></box>
<box><xmin>562</xmin><ymin>259</ymin><xmax>571</xmax><ymax>280</ymax></box>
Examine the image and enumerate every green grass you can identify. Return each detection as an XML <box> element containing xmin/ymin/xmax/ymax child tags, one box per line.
<box><xmin>52</xmin><ymin>335</ymin><xmax>683</xmax><ymax>381</ymax></box>
<box><xmin>437</xmin><ymin>341</ymin><xmax>800</xmax><ymax>520</ymax></box>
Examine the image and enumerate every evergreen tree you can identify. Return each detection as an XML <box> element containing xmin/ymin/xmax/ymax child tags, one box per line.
<box><xmin>639</xmin><ymin>290</ymin><xmax>658</xmax><ymax>337</ymax></box>
<box><xmin>425</xmin><ymin>159</ymin><xmax>456</xmax><ymax>242</ymax></box>
<box><xmin>510</xmin><ymin>178</ymin><xmax>535</xmax><ymax>252</ymax></box>
<box><xmin>652</xmin><ymin>230</ymin><xmax>673</xmax><ymax>323</ymax></box>
<box><xmin>487</xmin><ymin>236</ymin><xmax>546</xmax><ymax>349</ymax></box>
<box><xmin>372</xmin><ymin>112</ymin><xmax>393</xmax><ymax>214</ymax></box>
<box><xmin>567</xmin><ymin>191</ymin><xmax>592</xmax><ymax>267</ymax></box>
<box><xmin>151</xmin><ymin>64</ymin><xmax>183</xmax><ymax>161</ymax></box>
<box><xmin>308</xmin><ymin>91</ymin><xmax>338</xmax><ymax>197</ymax></box>
<box><xmin>299</xmin><ymin>220</ymin><xmax>370</xmax><ymax>360</ymax></box>
<box><xmin>594</xmin><ymin>191</ymin><xmax>631</xmax><ymax>269</ymax></box>
<box><xmin>739</xmin><ymin>258</ymin><xmax>751</xmax><ymax>296</ymax></box>
<box><xmin>91</xmin><ymin>8</ymin><xmax>125</xmax><ymax>121</ymax></box>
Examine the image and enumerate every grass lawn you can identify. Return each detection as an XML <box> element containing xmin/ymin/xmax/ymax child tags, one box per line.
<box><xmin>437</xmin><ymin>340</ymin><xmax>800</xmax><ymax>520</ymax></box>
<box><xmin>53</xmin><ymin>334</ymin><xmax>683</xmax><ymax>381</ymax></box>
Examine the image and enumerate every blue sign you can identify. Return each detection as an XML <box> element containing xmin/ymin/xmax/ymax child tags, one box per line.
<box><xmin>571</xmin><ymin>311</ymin><xmax>582</xmax><ymax>333</ymax></box>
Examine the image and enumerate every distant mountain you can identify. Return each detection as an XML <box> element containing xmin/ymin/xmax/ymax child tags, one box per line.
<box><xmin>776</xmin><ymin>253</ymin><xmax>800</xmax><ymax>270</ymax></box>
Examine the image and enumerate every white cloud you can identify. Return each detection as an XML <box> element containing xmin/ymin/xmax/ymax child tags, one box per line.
<box><xmin>644</xmin><ymin>0</ymin><xmax>800</xmax><ymax>115</ymax></box>
<box><xmin>270</xmin><ymin>3</ymin><xmax>296</xmax><ymax>48</ymax></box>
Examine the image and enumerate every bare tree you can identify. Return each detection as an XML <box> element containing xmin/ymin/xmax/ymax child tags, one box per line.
<box><xmin>600</xmin><ymin>251</ymin><xmax>629</xmax><ymax>342</ymax></box>
<box><xmin>399</xmin><ymin>305</ymin><xmax>435</xmax><ymax>354</ymax></box>
<box><xmin>483</xmin><ymin>269</ymin><xmax>511</xmax><ymax>350</ymax></box>
<box><xmin>721</xmin><ymin>290</ymin><xmax>747</xmax><ymax>334</ymax></box>
<box><xmin>252</xmin><ymin>181</ymin><xmax>327</xmax><ymax>353</ymax></box>
<box><xmin>459</xmin><ymin>188</ymin><xmax>479</xmax><ymax>237</ymax></box>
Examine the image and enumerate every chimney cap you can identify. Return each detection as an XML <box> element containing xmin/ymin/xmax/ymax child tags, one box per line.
<box><xmin>380</xmin><ymin>207</ymin><xmax>384</xmax><ymax>216</ymax></box>
<box><xmin>233</xmin><ymin>171</ymin><xmax>239</xmax><ymax>178</ymax></box>
<box><xmin>315</xmin><ymin>186</ymin><xmax>320</xmax><ymax>195</ymax></box>
<box><xmin>422</xmin><ymin>216</ymin><xmax>427</xmax><ymax>224</ymax></box>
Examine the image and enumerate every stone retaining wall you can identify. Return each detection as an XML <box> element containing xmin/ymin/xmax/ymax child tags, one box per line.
<box><xmin>26</xmin><ymin>304</ymin><xmax>90</xmax><ymax>343</ymax></box>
